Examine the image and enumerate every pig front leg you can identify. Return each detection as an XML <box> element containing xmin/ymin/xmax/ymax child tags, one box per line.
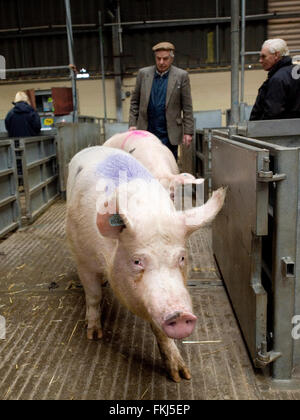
<box><xmin>151</xmin><ymin>323</ymin><xmax>191</xmax><ymax>382</ymax></box>
<box><xmin>77</xmin><ymin>265</ymin><xmax>103</xmax><ymax>340</ymax></box>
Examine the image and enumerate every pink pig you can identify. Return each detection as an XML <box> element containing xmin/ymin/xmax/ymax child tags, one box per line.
<box><xmin>66</xmin><ymin>146</ymin><xmax>226</xmax><ymax>382</ymax></box>
<box><xmin>103</xmin><ymin>130</ymin><xmax>202</xmax><ymax>195</ymax></box>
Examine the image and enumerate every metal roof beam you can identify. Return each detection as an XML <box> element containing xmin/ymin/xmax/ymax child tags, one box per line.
<box><xmin>1</xmin><ymin>11</ymin><xmax>300</xmax><ymax>38</ymax></box>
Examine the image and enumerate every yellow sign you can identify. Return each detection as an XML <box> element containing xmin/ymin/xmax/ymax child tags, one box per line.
<box><xmin>44</xmin><ymin>118</ymin><xmax>54</xmax><ymax>126</ymax></box>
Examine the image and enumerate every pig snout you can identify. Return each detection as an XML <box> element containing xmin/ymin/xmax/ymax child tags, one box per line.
<box><xmin>162</xmin><ymin>311</ymin><xmax>197</xmax><ymax>339</ymax></box>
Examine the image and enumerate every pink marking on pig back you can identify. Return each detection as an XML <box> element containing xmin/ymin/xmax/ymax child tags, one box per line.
<box><xmin>121</xmin><ymin>130</ymin><xmax>151</xmax><ymax>150</ymax></box>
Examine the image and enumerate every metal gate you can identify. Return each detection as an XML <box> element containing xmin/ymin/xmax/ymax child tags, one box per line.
<box><xmin>0</xmin><ymin>140</ymin><xmax>20</xmax><ymax>238</ymax></box>
<box><xmin>56</xmin><ymin>122</ymin><xmax>101</xmax><ymax>193</ymax></box>
<box><xmin>17</xmin><ymin>135</ymin><xmax>59</xmax><ymax>224</ymax></box>
<box><xmin>1</xmin><ymin>121</ymin><xmax>101</xmax><ymax>233</ymax></box>
<box><xmin>212</xmin><ymin>129</ymin><xmax>300</xmax><ymax>380</ymax></box>
<box><xmin>195</xmin><ymin>128</ymin><xmax>224</xmax><ymax>200</ymax></box>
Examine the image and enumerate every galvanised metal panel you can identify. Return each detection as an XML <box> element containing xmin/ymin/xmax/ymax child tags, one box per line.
<box><xmin>194</xmin><ymin>130</ymin><xmax>210</xmax><ymax>196</ymax></box>
<box><xmin>18</xmin><ymin>136</ymin><xmax>59</xmax><ymax>224</ymax></box>
<box><xmin>181</xmin><ymin>110</ymin><xmax>223</xmax><ymax>177</ymax></box>
<box><xmin>227</xmin><ymin>105</ymin><xmax>253</xmax><ymax>125</ymax></box>
<box><xmin>55</xmin><ymin>124</ymin><xmax>76</xmax><ymax>195</ymax></box>
<box><xmin>194</xmin><ymin>110</ymin><xmax>222</xmax><ymax>130</ymax></box>
<box><xmin>194</xmin><ymin>125</ymin><xmax>225</xmax><ymax>200</ymax></box>
<box><xmin>212</xmin><ymin>133</ymin><xmax>270</xmax><ymax>366</ymax></box>
<box><xmin>0</xmin><ymin>119</ymin><xmax>7</xmax><ymax>134</ymax></box>
<box><xmin>104</xmin><ymin>122</ymin><xmax>129</xmax><ymax>141</ymax></box>
<box><xmin>214</xmin><ymin>126</ymin><xmax>300</xmax><ymax>381</ymax></box>
<box><xmin>238</xmin><ymin>119</ymin><xmax>300</xmax><ymax>139</ymax></box>
<box><xmin>231</xmin><ymin>133</ymin><xmax>300</xmax><ymax>381</ymax></box>
<box><xmin>55</xmin><ymin>122</ymin><xmax>101</xmax><ymax>194</ymax></box>
<box><xmin>0</xmin><ymin>139</ymin><xmax>20</xmax><ymax>237</ymax></box>
<box><xmin>77</xmin><ymin>122</ymin><xmax>100</xmax><ymax>149</ymax></box>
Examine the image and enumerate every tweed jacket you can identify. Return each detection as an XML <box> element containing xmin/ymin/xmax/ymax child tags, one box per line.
<box><xmin>129</xmin><ymin>65</ymin><xmax>194</xmax><ymax>145</ymax></box>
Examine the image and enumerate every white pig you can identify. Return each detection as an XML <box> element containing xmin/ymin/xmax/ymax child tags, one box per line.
<box><xmin>103</xmin><ymin>130</ymin><xmax>200</xmax><ymax>193</ymax></box>
<box><xmin>66</xmin><ymin>146</ymin><xmax>226</xmax><ymax>382</ymax></box>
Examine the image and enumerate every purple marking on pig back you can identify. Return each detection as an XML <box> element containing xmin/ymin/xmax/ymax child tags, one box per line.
<box><xmin>96</xmin><ymin>152</ymin><xmax>154</xmax><ymax>193</ymax></box>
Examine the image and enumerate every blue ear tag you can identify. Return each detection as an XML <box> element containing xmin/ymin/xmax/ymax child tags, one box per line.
<box><xmin>109</xmin><ymin>214</ymin><xmax>125</xmax><ymax>227</ymax></box>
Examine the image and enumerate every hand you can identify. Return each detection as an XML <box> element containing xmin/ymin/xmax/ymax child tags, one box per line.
<box><xmin>68</xmin><ymin>63</ymin><xmax>78</xmax><ymax>74</ymax></box>
<box><xmin>183</xmin><ymin>134</ymin><xmax>192</xmax><ymax>147</ymax></box>
<box><xmin>128</xmin><ymin>126</ymin><xmax>137</xmax><ymax>131</ymax></box>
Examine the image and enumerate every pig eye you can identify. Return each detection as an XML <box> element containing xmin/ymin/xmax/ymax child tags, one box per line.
<box><xmin>179</xmin><ymin>255</ymin><xmax>185</xmax><ymax>266</ymax></box>
<box><xmin>133</xmin><ymin>259</ymin><xmax>144</xmax><ymax>269</ymax></box>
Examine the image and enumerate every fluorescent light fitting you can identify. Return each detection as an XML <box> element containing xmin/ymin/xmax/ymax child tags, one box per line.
<box><xmin>77</xmin><ymin>72</ymin><xmax>90</xmax><ymax>79</ymax></box>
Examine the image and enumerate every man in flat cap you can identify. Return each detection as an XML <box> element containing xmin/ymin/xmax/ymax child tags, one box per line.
<box><xmin>129</xmin><ymin>42</ymin><xmax>194</xmax><ymax>159</ymax></box>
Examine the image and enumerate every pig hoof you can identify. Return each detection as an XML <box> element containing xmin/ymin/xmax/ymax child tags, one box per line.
<box><xmin>87</xmin><ymin>326</ymin><xmax>103</xmax><ymax>340</ymax></box>
<box><xmin>181</xmin><ymin>366</ymin><xmax>192</xmax><ymax>381</ymax></box>
<box><xmin>169</xmin><ymin>365</ymin><xmax>192</xmax><ymax>382</ymax></box>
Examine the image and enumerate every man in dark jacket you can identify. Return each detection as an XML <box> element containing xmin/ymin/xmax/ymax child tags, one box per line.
<box><xmin>5</xmin><ymin>91</ymin><xmax>41</xmax><ymax>137</ymax></box>
<box><xmin>250</xmin><ymin>38</ymin><xmax>300</xmax><ymax>121</ymax></box>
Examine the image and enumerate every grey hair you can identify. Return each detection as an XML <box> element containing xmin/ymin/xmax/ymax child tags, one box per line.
<box><xmin>14</xmin><ymin>91</ymin><xmax>30</xmax><ymax>104</ymax></box>
<box><xmin>154</xmin><ymin>50</ymin><xmax>174</xmax><ymax>58</ymax></box>
<box><xmin>262</xmin><ymin>39</ymin><xmax>289</xmax><ymax>57</ymax></box>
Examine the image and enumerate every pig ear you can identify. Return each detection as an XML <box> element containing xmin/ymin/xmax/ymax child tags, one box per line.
<box><xmin>97</xmin><ymin>212</ymin><xmax>123</xmax><ymax>239</ymax></box>
<box><xmin>96</xmin><ymin>210</ymin><xmax>134</xmax><ymax>239</ymax></box>
<box><xmin>170</xmin><ymin>173</ymin><xmax>195</xmax><ymax>188</ymax></box>
<box><xmin>182</xmin><ymin>187</ymin><xmax>227</xmax><ymax>235</ymax></box>
<box><xmin>96</xmin><ymin>197</ymin><xmax>134</xmax><ymax>239</ymax></box>
<box><xmin>169</xmin><ymin>174</ymin><xmax>204</xmax><ymax>201</ymax></box>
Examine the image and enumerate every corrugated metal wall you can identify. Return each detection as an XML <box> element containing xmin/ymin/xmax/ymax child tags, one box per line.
<box><xmin>0</xmin><ymin>0</ymin><xmax>267</xmax><ymax>79</ymax></box>
<box><xmin>268</xmin><ymin>0</ymin><xmax>300</xmax><ymax>52</ymax></box>
<box><xmin>121</xmin><ymin>0</ymin><xmax>266</xmax><ymax>71</ymax></box>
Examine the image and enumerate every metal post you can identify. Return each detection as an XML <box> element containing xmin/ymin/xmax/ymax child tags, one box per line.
<box><xmin>98</xmin><ymin>11</ymin><xmax>107</xmax><ymax>122</ymax></box>
<box><xmin>271</xmin><ymin>148</ymin><xmax>298</xmax><ymax>380</ymax></box>
<box><xmin>240</xmin><ymin>0</ymin><xmax>246</xmax><ymax>122</ymax></box>
<box><xmin>216</xmin><ymin>0</ymin><xmax>220</xmax><ymax>64</ymax></box>
<box><xmin>111</xmin><ymin>1</ymin><xmax>123</xmax><ymax>122</ymax></box>
<box><xmin>16</xmin><ymin>6</ymin><xmax>26</xmax><ymax>68</ymax></box>
<box><xmin>6</xmin><ymin>65</ymin><xmax>70</xmax><ymax>73</ymax></box>
<box><xmin>117</xmin><ymin>1</ymin><xmax>123</xmax><ymax>54</ymax></box>
<box><xmin>64</xmin><ymin>0</ymin><xmax>77</xmax><ymax>122</ymax></box>
<box><xmin>230</xmin><ymin>0</ymin><xmax>240</xmax><ymax>125</ymax></box>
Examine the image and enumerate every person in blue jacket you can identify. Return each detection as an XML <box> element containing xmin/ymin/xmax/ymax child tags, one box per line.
<box><xmin>5</xmin><ymin>91</ymin><xmax>41</xmax><ymax>137</ymax></box>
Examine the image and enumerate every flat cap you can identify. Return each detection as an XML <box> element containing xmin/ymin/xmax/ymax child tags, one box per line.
<box><xmin>152</xmin><ymin>42</ymin><xmax>175</xmax><ymax>52</ymax></box>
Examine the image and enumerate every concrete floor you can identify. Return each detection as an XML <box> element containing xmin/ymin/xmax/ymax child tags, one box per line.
<box><xmin>1</xmin><ymin>198</ymin><xmax>300</xmax><ymax>400</ymax></box>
